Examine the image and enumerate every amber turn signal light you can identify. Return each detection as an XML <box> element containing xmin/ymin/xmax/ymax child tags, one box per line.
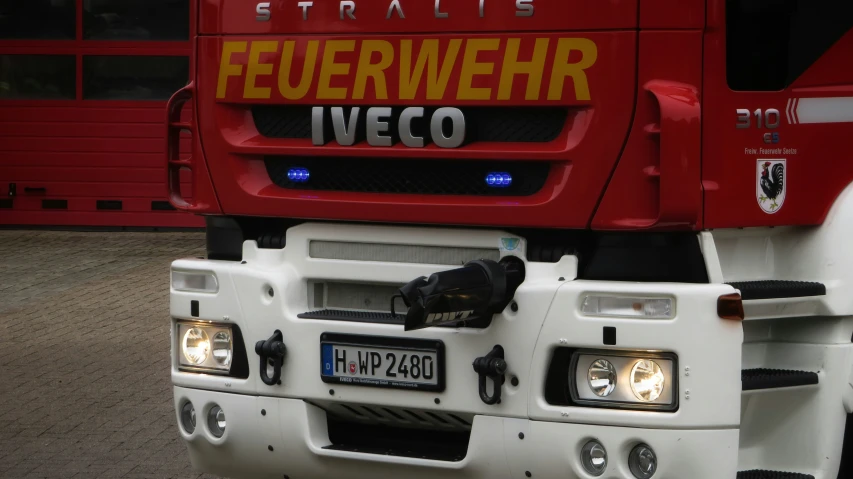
<box><xmin>717</xmin><ymin>293</ymin><xmax>745</xmax><ymax>321</ymax></box>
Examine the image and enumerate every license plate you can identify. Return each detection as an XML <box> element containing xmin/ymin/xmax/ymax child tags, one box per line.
<box><xmin>320</xmin><ymin>333</ymin><xmax>445</xmax><ymax>392</ymax></box>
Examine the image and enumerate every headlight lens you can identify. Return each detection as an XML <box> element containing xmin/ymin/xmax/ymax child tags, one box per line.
<box><xmin>630</xmin><ymin>360</ymin><xmax>665</xmax><ymax>402</ymax></box>
<box><xmin>178</xmin><ymin>322</ymin><xmax>234</xmax><ymax>374</ymax></box>
<box><xmin>182</xmin><ymin>327</ymin><xmax>210</xmax><ymax>365</ymax></box>
<box><xmin>212</xmin><ymin>331</ymin><xmax>233</xmax><ymax>367</ymax></box>
<box><xmin>587</xmin><ymin>359</ymin><xmax>617</xmax><ymax>397</ymax></box>
<box><xmin>572</xmin><ymin>351</ymin><xmax>676</xmax><ymax>411</ymax></box>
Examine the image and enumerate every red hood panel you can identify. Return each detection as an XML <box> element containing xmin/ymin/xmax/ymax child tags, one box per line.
<box><xmin>200</xmin><ymin>0</ymin><xmax>638</xmax><ymax>35</ymax></box>
<box><xmin>196</xmin><ymin>31</ymin><xmax>637</xmax><ymax>228</ymax></box>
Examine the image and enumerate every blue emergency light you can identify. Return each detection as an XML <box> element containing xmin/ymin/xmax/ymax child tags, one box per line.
<box><xmin>485</xmin><ymin>172</ymin><xmax>512</xmax><ymax>188</ymax></box>
<box><xmin>287</xmin><ymin>168</ymin><xmax>310</xmax><ymax>183</ymax></box>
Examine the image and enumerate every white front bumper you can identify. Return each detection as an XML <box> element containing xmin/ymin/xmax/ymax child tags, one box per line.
<box><xmin>175</xmin><ymin>386</ymin><xmax>739</xmax><ymax>479</ymax></box>
<box><xmin>170</xmin><ymin>222</ymin><xmax>745</xmax><ymax>478</ymax></box>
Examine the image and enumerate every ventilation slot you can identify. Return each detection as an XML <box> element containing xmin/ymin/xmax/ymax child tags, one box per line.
<box><xmin>151</xmin><ymin>201</ymin><xmax>176</xmax><ymax>211</ymax></box>
<box><xmin>0</xmin><ymin>199</ymin><xmax>11</xmax><ymax>209</ymax></box>
<box><xmin>309</xmin><ymin>241</ymin><xmax>499</xmax><ymax>265</ymax></box>
<box><xmin>42</xmin><ymin>199</ymin><xmax>67</xmax><ymax>210</ymax></box>
<box><xmin>325</xmin><ymin>417</ymin><xmax>471</xmax><ymax>462</ymax></box>
<box><xmin>96</xmin><ymin>200</ymin><xmax>122</xmax><ymax>211</ymax></box>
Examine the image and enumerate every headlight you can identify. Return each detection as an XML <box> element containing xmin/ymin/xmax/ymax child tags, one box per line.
<box><xmin>178</xmin><ymin>321</ymin><xmax>234</xmax><ymax>374</ymax></box>
<box><xmin>570</xmin><ymin>350</ymin><xmax>677</xmax><ymax>411</ymax></box>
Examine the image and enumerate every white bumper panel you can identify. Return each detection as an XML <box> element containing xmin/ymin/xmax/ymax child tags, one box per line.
<box><xmin>174</xmin><ymin>387</ymin><xmax>739</xmax><ymax>479</ymax></box>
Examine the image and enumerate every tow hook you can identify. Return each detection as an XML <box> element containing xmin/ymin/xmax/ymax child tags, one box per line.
<box><xmin>255</xmin><ymin>330</ymin><xmax>287</xmax><ymax>386</ymax></box>
<box><xmin>472</xmin><ymin>345</ymin><xmax>507</xmax><ymax>405</ymax></box>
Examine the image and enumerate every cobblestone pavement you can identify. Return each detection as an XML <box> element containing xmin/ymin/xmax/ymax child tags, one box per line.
<box><xmin>0</xmin><ymin>230</ymin><xmax>220</xmax><ymax>479</ymax></box>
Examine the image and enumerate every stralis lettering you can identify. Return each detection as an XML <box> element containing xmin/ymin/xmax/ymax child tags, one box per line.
<box><xmin>216</xmin><ymin>36</ymin><xmax>597</xmax><ymax>103</ymax></box>
<box><xmin>256</xmin><ymin>0</ymin><xmax>535</xmax><ymax>21</ymax></box>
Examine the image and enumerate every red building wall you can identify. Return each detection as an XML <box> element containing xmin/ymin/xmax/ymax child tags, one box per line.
<box><xmin>0</xmin><ymin>0</ymin><xmax>203</xmax><ymax>227</ymax></box>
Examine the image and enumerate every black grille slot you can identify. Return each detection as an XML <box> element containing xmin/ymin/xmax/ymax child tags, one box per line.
<box><xmin>325</xmin><ymin>417</ymin><xmax>470</xmax><ymax>462</ymax></box>
<box><xmin>252</xmin><ymin>105</ymin><xmax>568</xmax><ymax>143</ymax></box>
<box><xmin>265</xmin><ymin>157</ymin><xmax>550</xmax><ymax>196</ymax></box>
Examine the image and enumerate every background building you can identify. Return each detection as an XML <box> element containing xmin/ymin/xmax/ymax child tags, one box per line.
<box><xmin>0</xmin><ymin>0</ymin><xmax>202</xmax><ymax>227</ymax></box>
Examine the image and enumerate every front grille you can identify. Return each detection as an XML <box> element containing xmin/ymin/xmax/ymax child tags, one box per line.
<box><xmin>252</xmin><ymin>105</ymin><xmax>568</xmax><ymax>143</ymax></box>
<box><xmin>309</xmin><ymin>241</ymin><xmax>499</xmax><ymax>265</ymax></box>
<box><xmin>265</xmin><ymin>157</ymin><xmax>551</xmax><ymax>196</ymax></box>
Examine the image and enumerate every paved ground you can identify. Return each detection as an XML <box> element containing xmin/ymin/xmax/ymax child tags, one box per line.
<box><xmin>0</xmin><ymin>230</ymin><xmax>220</xmax><ymax>479</ymax></box>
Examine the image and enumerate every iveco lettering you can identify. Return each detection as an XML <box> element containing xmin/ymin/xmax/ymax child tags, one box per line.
<box><xmin>166</xmin><ymin>1</ymin><xmax>853</xmax><ymax>478</ymax></box>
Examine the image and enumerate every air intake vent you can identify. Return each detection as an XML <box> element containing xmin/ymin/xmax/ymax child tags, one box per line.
<box><xmin>316</xmin><ymin>400</ymin><xmax>473</xmax><ymax>431</ymax></box>
<box><xmin>309</xmin><ymin>241</ymin><xmax>499</xmax><ymax>265</ymax></box>
<box><xmin>252</xmin><ymin>105</ymin><xmax>568</xmax><ymax>143</ymax></box>
<box><xmin>265</xmin><ymin>157</ymin><xmax>551</xmax><ymax>197</ymax></box>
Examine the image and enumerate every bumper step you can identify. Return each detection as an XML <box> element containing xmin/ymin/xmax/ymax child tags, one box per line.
<box><xmin>727</xmin><ymin>280</ymin><xmax>825</xmax><ymax>300</ymax></box>
<box><xmin>736</xmin><ymin>471</ymin><xmax>814</xmax><ymax>479</ymax></box>
<box><xmin>298</xmin><ymin>309</ymin><xmax>404</xmax><ymax>325</ymax></box>
<box><xmin>742</xmin><ymin>368</ymin><xmax>819</xmax><ymax>391</ymax></box>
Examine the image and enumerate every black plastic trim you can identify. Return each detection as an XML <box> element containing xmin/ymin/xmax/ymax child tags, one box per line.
<box><xmin>319</xmin><ymin>333</ymin><xmax>446</xmax><ymax>393</ymax></box>
<box><xmin>301</xmin><ymin>309</ymin><xmax>404</xmax><ymax>325</ymax></box>
<box><xmin>325</xmin><ymin>417</ymin><xmax>469</xmax><ymax>462</ymax></box>
<box><xmin>96</xmin><ymin>200</ymin><xmax>122</xmax><ymax>211</ymax></box>
<box><xmin>728</xmin><ymin>280</ymin><xmax>826</xmax><ymax>300</ymax></box>
<box><xmin>736</xmin><ymin>471</ymin><xmax>815</xmax><ymax>479</ymax></box>
<box><xmin>151</xmin><ymin>200</ymin><xmax>176</xmax><ymax>211</ymax></box>
<box><xmin>544</xmin><ymin>347</ymin><xmax>679</xmax><ymax>412</ymax></box>
<box><xmin>741</xmin><ymin>368</ymin><xmax>819</xmax><ymax>391</ymax></box>
<box><xmin>42</xmin><ymin>199</ymin><xmax>67</xmax><ymax>209</ymax></box>
<box><xmin>0</xmin><ymin>199</ymin><xmax>12</xmax><ymax>209</ymax></box>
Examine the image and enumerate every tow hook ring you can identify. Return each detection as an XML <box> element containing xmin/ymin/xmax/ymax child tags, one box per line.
<box><xmin>472</xmin><ymin>345</ymin><xmax>507</xmax><ymax>405</ymax></box>
<box><xmin>255</xmin><ymin>330</ymin><xmax>287</xmax><ymax>386</ymax></box>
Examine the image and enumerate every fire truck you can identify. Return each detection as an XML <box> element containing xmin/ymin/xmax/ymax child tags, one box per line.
<box><xmin>166</xmin><ymin>1</ymin><xmax>853</xmax><ymax>477</ymax></box>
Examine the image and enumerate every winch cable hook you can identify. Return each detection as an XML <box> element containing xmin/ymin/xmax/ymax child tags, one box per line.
<box><xmin>472</xmin><ymin>345</ymin><xmax>507</xmax><ymax>405</ymax></box>
<box><xmin>255</xmin><ymin>330</ymin><xmax>287</xmax><ymax>386</ymax></box>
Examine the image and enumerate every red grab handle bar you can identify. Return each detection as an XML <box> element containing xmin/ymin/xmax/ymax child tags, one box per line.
<box><xmin>165</xmin><ymin>81</ymin><xmax>207</xmax><ymax>212</ymax></box>
<box><xmin>643</xmin><ymin>80</ymin><xmax>702</xmax><ymax>228</ymax></box>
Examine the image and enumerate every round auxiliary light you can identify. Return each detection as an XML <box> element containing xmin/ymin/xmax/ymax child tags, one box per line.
<box><xmin>182</xmin><ymin>327</ymin><xmax>210</xmax><ymax>366</ymax></box>
<box><xmin>208</xmin><ymin>405</ymin><xmax>226</xmax><ymax>438</ymax></box>
<box><xmin>629</xmin><ymin>444</ymin><xmax>658</xmax><ymax>478</ymax></box>
<box><xmin>630</xmin><ymin>359</ymin><xmax>665</xmax><ymax>402</ymax></box>
<box><xmin>180</xmin><ymin>402</ymin><xmax>196</xmax><ymax>434</ymax></box>
<box><xmin>287</xmin><ymin>167</ymin><xmax>310</xmax><ymax>183</ymax></box>
<box><xmin>212</xmin><ymin>331</ymin><xmax>233</xmax><ymax>367</ymax></box>
<box><xmin>485</xmin><ymin>172</ymin><xmax>512</xmax><ymax>187</ymax></box>
<box><xmin>587</xmin><ymin>359</ymin><xmax>617</xmax><ymax>397</ymax></box>
<box><xmin>580</xmin><ymin>440</ymin><xmax>607</xmax><ymax>476</ymax></box>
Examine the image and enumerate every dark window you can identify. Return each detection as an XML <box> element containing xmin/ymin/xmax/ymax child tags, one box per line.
<box><xmin>83</xmin><ymin>55</ymin><xmax>189</xmax><ymax>101</ymax></box>
<box><xmin>0</xmin><ymin>0</ymin><xmax>76</xmax><ymax>40</ymax></box>
<box><xmin>83</xmin><ymin>0</ymin><xmax>190</xmax><ymax>41</ymax></box>
<box><xmin>727</xmin><ymin>0</ymin><xmax>853</xmax><ymax>91</ymax></box>
<box><xmin>0</xmin><ymin>55</ymin><xmax>76</xmax><ymax>100</ymax></box>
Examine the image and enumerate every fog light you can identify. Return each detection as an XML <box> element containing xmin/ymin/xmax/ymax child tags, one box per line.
<box><xmin>580</xmin><ymin>440</ymin><xmax>607</xmax><ymax>476</ymax></box>
<box><xmin>182</xmin><ymin>327</ymin><xmax>210</xmax><ymax>365</ymax></box>
<box><xmin>208</xmin><ymin>405</ymin><xmax>226</xmax><ymax>438</ymax></box>
<box><xmin>629</xmin><ymin>444</ymin><xmax>657</xmax><ymax>478</ymax></box>
<box><xmin>180</xmin><ymin>402</ymin><xmax>196</xmax><ymax>434</ymax></box>
<box><xmin>587</xmin><ymin>359</ymin><xmax>617</xmax><ymax>397</ymax></box>
<box><xmin>630</xmin><ymin>360</ymin><xmax>665</xmax><ymax>402</ymax></box>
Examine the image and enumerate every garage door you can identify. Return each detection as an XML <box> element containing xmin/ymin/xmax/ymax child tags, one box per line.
<box><xmin>0</xmin><ymin>0</ymin><xmax>204</xmax><ymax>228</ymax></box>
